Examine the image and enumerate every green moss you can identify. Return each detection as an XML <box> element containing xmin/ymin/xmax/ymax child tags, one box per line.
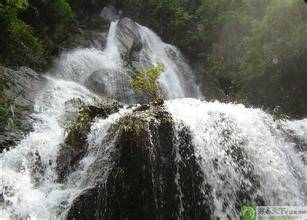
<box><xmin>118</xmin><ymin>115</ymin><xmax>148</xmax><ymax>144</ymax></box>
<box><xmin>64</xmin><ymin>98</ymin><xmax>121</xmax><ymax>149</ymax></box>
<box><xmin>64</xmin><ymin>103</ymin><xmax>92</xmax><ymax>149</ymax></box>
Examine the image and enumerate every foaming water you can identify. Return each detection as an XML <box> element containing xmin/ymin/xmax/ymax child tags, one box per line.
<box><xmin>166</xmin><ymin>98</ymin><xmax>305</xmax><ymax>219</ymax></box>
<box><xmin>281</xmin><ymin>119</ymin><xmax>307</xmax><ymax>144</ymax></box>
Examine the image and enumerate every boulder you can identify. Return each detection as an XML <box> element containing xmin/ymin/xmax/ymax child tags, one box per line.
<box><xmin>192</xmin><ymin>62</ymin><xmax>226</xmax><ymax>101</ymax></box>
<box><xmin>116</xmin><ymin>17</ymin><xmax>143</xmax><ymax>66</ymax></box>
<box><xmin>85</xmin><ymin>69</ymin><xmax>141</xmax><ymax>104</ymax></box>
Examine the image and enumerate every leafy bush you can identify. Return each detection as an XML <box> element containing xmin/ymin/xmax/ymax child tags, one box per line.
<box><xmin>129</xmin><ymin>63</ymin><xmax>165</xmax><ymax>103</ymax></box>
<box><xmin>118</xmin><ymin>115</ymin><xmax>147</xmax><ymax>144</ymax></box>
<box><xmin>266</xmin><ymin>106</ymin><xmax>289</xmax><ymax>122</ymax></box>
<box><xmin>0</xmin><ymin>0</ymin><xmax>45</xmax><ymax>68</ymax></box>
<box><xmin>0</xmin><ymin>0</ymin><xmax>74</xmax><ymax>70</ymax></box>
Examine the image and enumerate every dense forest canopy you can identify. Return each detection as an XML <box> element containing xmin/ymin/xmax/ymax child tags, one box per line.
<box><xmin>0</xmin><ymin>0</ymin><xmax>306</xmax><ymax>117</ymax></box>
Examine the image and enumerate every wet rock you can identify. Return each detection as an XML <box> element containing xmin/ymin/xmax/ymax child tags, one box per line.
<box><xmin>133</xmin><ymin>104</ymin><xmax>150</xmax><ymax>112</ymax></box>
<box><xmin>56</xmin><ymin>143</ymin><xmax>87</xmax><ymax>182</ymax></box>
<box><xmin>195</xmin><ymin>67</ymin><xmax>226</xmax><ymax>101</ymax></box>
<box><xmin>116</xmin><ymin>17</ymin><xmax>143</xmax><ymax>66</ymax></box>
<box><xmin>67</xmin><ymin>108</ymin><xmax>211</xmax><ymax>219</ymax></box>
<box><xmin>0</xmin><ymin>66</ymin><xmax>46</xmax><ymax>152</ymax></box>
<box><xmin>30</xmin><ymin>151</ymin><xmax>47</xmax><ymax>186</ymax></box>
<box><xmin>85</xmin><ymin>69</ymin><xmax>141</xmax><ymax>104</ymax></box>
<box><xmin>56</xmin><ymin>102</ymin><xmax>120</xmax><ymax>182</ymax></box>
<box><xmin>88</xmin><ymin>103</ymin><xmax>121</xmax><ymax>118</ymax></box>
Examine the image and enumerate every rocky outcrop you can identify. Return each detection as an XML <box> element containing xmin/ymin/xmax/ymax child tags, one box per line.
<box><xmin>59</xmin><ymin>14</ymin><xmax>110</xmax><ymax>52</ymax></box>
<box><xmin>60</xmin><ymin>101</ymin><xmax>268</xmax><ymax>219</ymax></box>
<box><xmin>65</xmin><ymin>105</ymin><xmax>211</xmax><ymax>219</ymax></box>
<box><xmin>0</xmin><ymin>66</ymin><xmax>46</xmax><ymax>152</ymax></box>
<box><xmin>56</xmin><ymin>102</ymin><xmax>121</xmax><ymax>182</ymax></box>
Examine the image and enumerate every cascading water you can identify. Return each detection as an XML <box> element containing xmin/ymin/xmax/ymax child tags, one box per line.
<box><xmin>166</xmin><ymin>99</ymin><xmax>305</xmax><ymax>219</ymax></box>
<box><xmin>0</xmin><ymin>77</ymin><xmax>96</xmax><ymax>218</ymax></box>
<box><xmin>137</xmin><ymin>24</ymin><xmax>202</xmax><ymax>98</ymax></box>
<box><xmin>0</xmin><ymin>16</ymin><xmax>306</xmax><ymax>220</ymax></box>
<box><xmin>53</xmin><ymin>19</ymin><xmax>201</xmax><ymax>102</ymax></box>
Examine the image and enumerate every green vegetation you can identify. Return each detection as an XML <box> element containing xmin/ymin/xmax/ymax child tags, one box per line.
<box><xmin>0</xmin><ymin>76</ymin><xmax>15</xmax><ymax>131</ymax></box>
<box><xmin>0</xmin><ymin>0</ymin><xmax>306</xmax><ymax>117</ymax></box>
<box><xmin>0</xmin><ymin>97</ymin><xmax>15</xmax><ymax>130</ymax></box>
<box><xmin>64</xmin><ymin>97</ymin><xmax>120</xmax><ymax>148</ymax></box>
<box><xmin>239</xmin><ymin>0</ymin><xmax>307</xmax><ymax>117</ymax></box>
<box><xmin>118</xmin><ymin>115</ymin><xmax>147</xmax><ymax>144</ymax></box>
<box><xmin>129</xmin><ymin>63</ymin><xmax>165</xmax><ymax>103</ymax></box>
<box><xmin>0</xmin><ymin>0</ymin><xmax>73</xmax><ymax>70</ymax></box>
<box><xmin>64</xmin><ymin>99</ymin><xmax>92</xmax><ymax>142</ymax></box>
<box><xmin>122</xmin><ymin>0</ymin><xmax>307</xmax><ymax>117</ymax></box>
<box><xmin>266</xmin><ymin>106</ymin><xmax>289</xmax><ymax>122</ymax></box>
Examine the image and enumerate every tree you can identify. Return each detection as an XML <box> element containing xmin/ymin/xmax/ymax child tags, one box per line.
<box><xmin>239</xmin><ymin>0</ymin><xmax>307</xmax><ymax>117</ymax></box>
<box><xmin>0</xmin><ymin>0</ymin><xmax>73</xmax><ymax>70</ymax></box>
<box><xmin>0</xmin><ymin>0</ymin><xmax>44</xmax><ymax>68</ymax></box>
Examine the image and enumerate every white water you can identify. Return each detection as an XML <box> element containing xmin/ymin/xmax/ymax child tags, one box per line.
<box><xmin>0</xmin><ymin>77</ymin><xmax>131</xmax><ymax>219</ymax></box>
<box><xmin>55</xmin><ymin>21</ymin><xmax>122</xmax><ymax>83</ymax></box>
<box><xmin>0</xmin><ymin>17</ymin><xmax>305</xmax><ymax>220</ymax></box>
<box><xmin>137</xmin><ymin>24</ymin><xmax>201</xmax><ymax>98</ymax></box>
<box><xmin>166</xmin><ymin>98</ymin><xmax>305</xmax><ymax>219</ymax></box>
<box><xmin>0</xmin><ymin>78</ymin><xmax>95</xmax><ymax>218</ymax></box>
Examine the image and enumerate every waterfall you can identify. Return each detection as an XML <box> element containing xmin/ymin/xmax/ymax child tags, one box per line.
<box><xmin>166</xmin><ymin>98</ymin><xmax>305</xmax><ymax>219</ymax></box>
<box><xmin>137</xmin><ymin>24</ymin><xmax>201</xmax><ymax>99</ymax></box>
<box><xmin>52</xmin><ymin>19</ymin><xmax>201</xmax><ymax>102</ymax></box>
<box><xmin>0</xmin><ymin>17</ymin><xmax>305</xmax><ymax>220</ymax></box>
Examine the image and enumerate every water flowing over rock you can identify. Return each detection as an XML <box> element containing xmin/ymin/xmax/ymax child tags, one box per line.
<box><xmin>84</xmin><ymin>68</ymin><xmax>139</xmax><ymax>103</ymax></box>
<box><xmin>53</xmin><ymin>17</ymin><xmax>201</xmax><ymax>102</ymax></box>
<box><xmin>0</xmin><ymin>15</ymin><xmax>305</xmax><ymax>220</ymax></box>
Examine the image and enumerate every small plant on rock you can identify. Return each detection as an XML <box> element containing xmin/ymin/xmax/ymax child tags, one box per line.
<box><xmin>0</xmin><ymin>97</ymin><xmax>15</xmax><ymax>130</ymax></box>
<box><xmin>266</xmin><ymin>106</ymin><xmax>289</xmax><ymax>121</ymax></box>
<box><xmin>64</xmin><ymin>99</ymin><xmax>91</xmax><ymax>139</ymax></box>
<box><xmin>130</xmin><ymin>62</ymin><xmax>165</xmax><ymax>103</ymax></box>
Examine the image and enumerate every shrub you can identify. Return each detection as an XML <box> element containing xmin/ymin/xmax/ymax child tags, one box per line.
<box><xmin>129</xmin><ymin>62</ymin><xmax>165</xmax><ymax>103</ymax></box>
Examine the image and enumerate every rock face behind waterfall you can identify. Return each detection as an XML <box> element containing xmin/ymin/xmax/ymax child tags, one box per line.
<box><xmin>116</xmin><ymin>17</ymin><xmax>142</xmax><ymax>67</ymax></box>
<box><xmin>0</xmin><ymin>66</ymin><xmax>45</xmax><ymax>151</ymax></box>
